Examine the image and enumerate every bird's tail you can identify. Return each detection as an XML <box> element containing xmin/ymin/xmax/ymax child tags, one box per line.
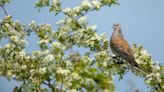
<box><xmin>128</xmin><ymin>57</ymin><xmax>139</xmax><ymax>67</ymax></box>
<box><xmin>132</xmin><ymin>59</ymin><xmax>139</xmax><ymax>67</ymax></box>
<box><xmin>129</xmin><ymin>58</ymin><xmax>149</xmax><ymax>75</ymax></box>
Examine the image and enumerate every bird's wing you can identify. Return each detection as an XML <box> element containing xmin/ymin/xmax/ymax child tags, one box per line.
<box><xmin>110</xmin><ymin>37</ymin><xmax>133</xmax><ymax>56</ymax></box>
<box><xmin>110</xmin><ymin>36</ymin><xmax>139</xmax><ymax>67</ymax></box>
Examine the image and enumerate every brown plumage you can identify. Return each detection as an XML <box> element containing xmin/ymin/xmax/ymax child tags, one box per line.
<box><xmin>110</xmin><ymin>24</ymin><xmax>139</xmax><ymax>67</ymax></box>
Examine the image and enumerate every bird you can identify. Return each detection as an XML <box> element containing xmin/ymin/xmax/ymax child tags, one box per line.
<box><xmin>110</xmin><ymin>24</ymin><xmax>139</xmax><ymax>67</ymax></box>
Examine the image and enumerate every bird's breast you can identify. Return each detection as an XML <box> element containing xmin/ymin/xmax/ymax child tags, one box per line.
<box><xmin>110</xmin><ymin>37</ymin><xmax>121</xmax><ymax>56</ymax></box>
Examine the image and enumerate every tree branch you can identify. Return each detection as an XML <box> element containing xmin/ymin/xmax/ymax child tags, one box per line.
<box><xmin>1</xmin><ymin>5</ymin><xmax>8</xmax><ymax>16</ymax></box>
<box><xmin>133</xmin><ymin>66</ymin><xmax>149</xmax><ymax>75</ymax></box>
<box><xmin>60</xmin><ymin>78</ymin><xmax>63</xmax><ymax>92</ymax></box>
<box><xmin>43</xmin><ymin>80</ymin><xmax>56</xmax><ymax>92</ymax></box>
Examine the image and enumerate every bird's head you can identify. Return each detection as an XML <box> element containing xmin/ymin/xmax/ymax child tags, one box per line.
<box><xmin>112</xmin><ymin>23</ymin><xmax>121</xmax><ymax>31</ymax></box>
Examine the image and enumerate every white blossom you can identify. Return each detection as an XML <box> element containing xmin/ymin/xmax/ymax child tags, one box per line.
<box><xmin>104</xmin><ymin>89</ymin><xmax>110</xmax><ymax>92</ymax></box>
<box><xmin>152</xmin><ymin>65</ymin><xmax>160</xmax><ymax>71</ymax></box>
<box><xmin>85</xmin><ymin>78</ymin><xmax>94</xmax><ymax>85</ymax></box>
<box><xmin>89</xmin><ymin>41</ymin><xmax>95</xmax><ymax>47</ymax></box>
<box><xmin>52</xmin><ymin>42</ymin><xmax>61</xmax><ymax>47</ymax></box>
<box><xmin>10</xmin><ymin>35</ymin><xmax>19</xmax><ymax>42</ymax></box>
<box><xmin>15</xmin><ymin>50</ymin><xmax>26</xmax><ymax>60</ymax></box>
<box><xmin>157</xmin><ymin>78</ymin><xmax>162</xmax><ymax>82</ymax></box>
<box><xmin>71</xmin><ymin>72</ymin><xmax>81</xmax><ymax>80</ymax></box>
<box><xmin>92</xmin><ymin>0</ymin><xmax>101</xmax><ymax>9</ymax></box>
<box><xmin>15</xmin><ymin>20</ymin><xmax>20</xmax><ymax>23</ymax></box>
<box><xmin>69</xmin><ymin>89</ymin><xmax>78</xmax><ymax>92</ymax></box>
<box><xmin>100</xmin><ymin>33</ymin><xmax>108</xmax><ymax>44</ymax></box>
<box><xmin>162</xmin><ymin>85</ymin><xmax>164</xmax><ymax>89</ymax></box>
<box><xmin>56</xmin><ymin>19</ymin><xmax>65</xmax><ymax>25</ymax></box>
<box><xmin>155</xmin><ymin>72</ymin><xmax>160</xmax><ymax>77</ymax></box>
<box><xmin>66</xmin><ymin>60</ymin><xmax>72</xmax><ymax>66</ymax></box>
<box><xmin>94</xmin><ymin>33</ymin><xmax>101</xmax><ymax>40</ymax></box>
<box><xmin>38</xmin><ymin>39</ymin><xmax>49</xmax><ymax>44</ymax></box>
<box><xmin>63</xmin><ymin>7</ymin><xmax>71</xmax><ymax>13</ymax></box>
<box><xmin>21</xmin><ymin>65</ymin><xmax>27</xmax><ymax>70</ymax></box>
<box><xmin>145</xmin><ymin>77</ymin><xmax>152</xmax><ymax>84</ymax></box>
<box><xmin>81</xmin><ymin>0</ymin><xmax>92</xmax><ymax>9</ymax></box>
<box><xmin>65</xmin><ymin>82</ymin><xmax>72</xmax><ymax>87</ymax></box>
<box><xmin>4</xmin><ymin>44</ymin><xmax>11</xmax><ymax>48</ymax></box>
<box><xmin>102</xmin><ymin>61</ymin><xmax>107</xmax><ymax>67</ymax></box>
<box><xmin>30</xmin><ymin>69</ymin><xmax>35</xmax><ymax>73</ymax></box>
<box><xmin>134</xmin><ymin>53</ymin><xmax>138</xmax><ymax>58</ymax></box>
<box><xmin>66</xmin><ymin>18</ymin><xmax>72</xmax><ymax>24</ymax></box>
<box><xmin>19</xmin><ymin>50</ymin><xmax>26</xmax><ymax>57</ymax></box>
<box><xmin>5</xmin><ymin>23</ymin><xmax>10</xmax><ymax>27</ymax></box>
<box><xmin>88</xmin><ymin>25</ymin><xmax>97</xmax><ymax>30</ymax></box>
<box><xmin>141</xmin><ymin>49</ymin><xmax>150</xmax><ymax>56</ymax></box>
<box><xmin>56</xmin><ymin>67</ymin><xmax>70</xmax><ymax>76</ymax></box>
<box><xmin>104</xmin><ymin>71</ymin><xmax>110</xmax><ymax>76</ymax></box>
<box><xmin>136</xmin><ymin>58</ymin><xmax>142</xmax><ymax>64</ymax></box>
<box><xmin>6</xmin><ymin>15</ymin><xmax>12</xmax><ymax>19</ymax></box>
<box><xmin>25</xmin><ymin>56</ymin><xmax>30</xmax><ymax>60</ymax></box>
<box><xmin>42</xmin><ymin>50</ymin><xmax>49</xmax><ymax>54</ymax></box>
<box><xmin>5</xmin><ymin>45</ymin><xmax>14</xmax><ymax>53</ymax></box>
<box><xmin>20</xmin><ymin>39</ymin><xmax>27</xmax><ymax>44</ymax></box>
<box><xmin>78</xmin><ymin>16</ymin><xmax>87</xmax><ymax>24</ymax></box>
<box><xmin>63</xmin><ymin>7</ymin><xmax>77</xmax><ymax>17</ymax></box>
<box><xmin>73</xmin><ymin>6</ymin><xmax>81</xmax><ymax>13</ymax></box>
<box><xmin>53</xmin><ymin>0</ymin><xmax>60</xmax><ymax>4</ymax></box>
<box><xmin>6</xmin><ymin>70</ymin><xmax>12</xmax><ymax>77</ymax></box>
<box><xmin>44</xmin><ymin>54</ymin><xmax>54</xmax><ymax>62</ymax></box>
<box><xmin>12</xmin><ymin>74</ymin><xmax>16</xmax><ymax>78</ymax></box>
<box><xmin>39</xmin><ymin>67</ymin><xmax>47</xmax><ymax>74</ymax></box>
<box><xmin>13</xmin><ymin>63</ymin><xmax>19</xmax><ymax>69</ymax></box>
<box><xmin>81</xmin><ymin>56</ymin><xmax>91</xmax><ymax>63</ymax></box>
<box><xmin>32</xmin><ymin>20</ymin><xmax>35</xmax><ymax>23</ymax></box>
<box><xmin>52</xmin><ymin>42</ymin><xmax>66</xmax><ymax>50</ymax></box>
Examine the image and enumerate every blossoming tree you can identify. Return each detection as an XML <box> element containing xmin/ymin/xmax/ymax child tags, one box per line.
<box><xmin>0</xmin><ymin>0</ymin><xmax>163</xmax><ymax>92</ymax></box>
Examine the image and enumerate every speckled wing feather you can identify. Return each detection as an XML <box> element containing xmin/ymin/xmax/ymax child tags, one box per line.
<box><xmin>110</xmin><ymin>36</ymin><xmax>138</xmax><ymax>67</ymax></box>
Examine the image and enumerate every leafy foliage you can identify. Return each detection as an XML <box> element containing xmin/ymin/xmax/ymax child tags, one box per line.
<box><xmin>0</xmin><ymin>0</ymin><xmax>10</xmax><ymax>6</ymax></box>
<box><xmin>0</xmin><ymin>0</ymin><xmax>163</xmax><ymax>92</ymax></box>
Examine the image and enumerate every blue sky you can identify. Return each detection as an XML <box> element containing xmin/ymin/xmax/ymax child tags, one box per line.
<box><xmin>0</xmin><ymin>0</ymin><xmax>164</xmax><ymax>92</ymax></box>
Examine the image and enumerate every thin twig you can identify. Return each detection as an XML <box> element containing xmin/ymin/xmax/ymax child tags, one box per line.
<box><xmin>60</xmin><ymin>79</ymin><xmax>63</xmax><ymax>92</ymax></box>
<box><xmin>112</xmin><ymin>56</ymin><xmax>149</xmax><ymax>76</ymax></box>
<box><xmin>36</xmin><ymin>87</ymin><xmax>40</xmax><ymax>92</ymax></box>
<box><xmin>1</xmin><ymin>5</ymin><xmax>8</xmax><ymax>16</ymax></box>
<box><xmin>133</xmin><ymin>66</ymin><xmax>149</xmax><ymax>75</ymax></box>
<box><xmin>134</xmin><ymin>67</ymin><xmax>163</xmax><ymax>90</ymax></box>
<box><xmin>43</xmin><ymin>80</ymin><xmax>56</xmax><ymax>92</ymax></box>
